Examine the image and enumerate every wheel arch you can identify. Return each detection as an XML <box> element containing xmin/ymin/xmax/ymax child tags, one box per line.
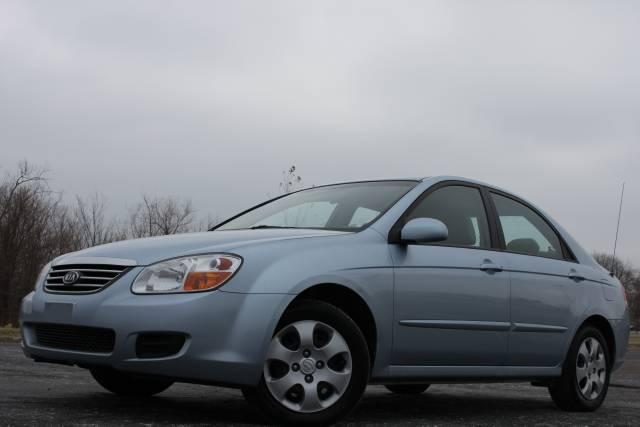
<box><xmin>579</xmin><ymin>314</ymin><xmax>616</xmax><ymax>367</ymax></box>
<box><xmin>286</xmin><ymin>283</ymin><xmax>378</xmax><ymax>367</ymax></box>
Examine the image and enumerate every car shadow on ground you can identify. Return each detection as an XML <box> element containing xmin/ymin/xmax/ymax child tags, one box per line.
<box><xmin>23</xmin><ymin>387</ymin><xmax>561</xmax><ymax>426</ymax></box>
<box><xmin>350</xmin><ymin>389</ymin><xmax>557</xmax><ymax>425</ymax></box>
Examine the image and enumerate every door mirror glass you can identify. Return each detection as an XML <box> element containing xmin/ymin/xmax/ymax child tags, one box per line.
<box><xmin>400</xmin><ymin>218</ymin><xmax>448</xmax><ymax>244</ymax></box>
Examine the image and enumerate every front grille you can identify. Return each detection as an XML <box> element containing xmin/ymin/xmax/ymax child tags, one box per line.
<box><xmin>34</xmin><ymin>323</ymin><xmax>116</xmax><ymax>353</ymax></box>
<box><xmin>45</xmin><ymin>264</ymin><xmax>129</xmax><ymax>293</ymax></box>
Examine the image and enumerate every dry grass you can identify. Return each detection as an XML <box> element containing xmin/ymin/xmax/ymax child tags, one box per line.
<box><xmin>0</xmin><ymin>326</ymin><xmax>21</xmax><ymax>343</ymax></box>
<box><xmin>629</xmin><ymin>332</ymin><xmax>640</xmax><ymax>348</ymax></box>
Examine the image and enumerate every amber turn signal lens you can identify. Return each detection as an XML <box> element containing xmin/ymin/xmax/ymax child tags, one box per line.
<box><xmin>184</xmin><ymin>271</ymin><xmax>233</xmax><ymax>291</ymax></box>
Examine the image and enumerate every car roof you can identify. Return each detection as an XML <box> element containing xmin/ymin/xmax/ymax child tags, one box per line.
<box><xmin>421</xmin><ymin>175</ymin><xmax>510</xmax><ymax>192</ymax></box>
<box><xmin>305</xmin><ymin>176</ymin><xmax>515</xmax><ymax>196</ymax></box>
<box><xmin>315</xmin><ymin>176</ymin><xmax>508</xmax><ymax>193</ymax></box>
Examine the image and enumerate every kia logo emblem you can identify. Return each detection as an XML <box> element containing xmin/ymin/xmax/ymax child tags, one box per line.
<box><xmin>62</xmin><ymin>271</ymin><xmax>81</xmax><ymax>285</ymax></box>
<box><xmin>300</xmin><ymin>359</ymin><xmax>316</xmax><ymax>375</ymax></box>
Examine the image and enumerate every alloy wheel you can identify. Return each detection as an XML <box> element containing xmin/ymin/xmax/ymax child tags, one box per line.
<box><xmin>263</xmin><ymin>320</ymin><xmax>352</xmax><ymax>413</ymax></box>
<box><xmin>575</xmin><ymin>337</ymin><xmax>607</xmax><ymax>400</ymax></box>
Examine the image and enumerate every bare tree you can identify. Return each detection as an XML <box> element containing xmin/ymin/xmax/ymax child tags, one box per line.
<box><xmin>593</xmin><ymin>252</ymin><xmax>637</xmax><ymax>286</ymax></box>
<box><xmin>279</xmin><ymin>165</ymin><xmax>303</xmax><ymax>194</ymax></box>
<box><xmin>0</xmin><ymin>161</ymin><xmax>47</xmax><ymax>223</ymax></box>
<box><xmin>129</xmin><ymin>195</ymin><xmax>194</xmax><ymax>238</ymax></box>
<box><xmin>74</xmin><ymin>194</ymin><xmax>125</xmax><ymax>247</ymax></box>
<box><xmin>194</xmin><ymin>213</ymin><xmax>221</xmax><ymax>232</ymax></box>
<box><xmin>0</xmin><ymin>162</ymin><xmax>79</xmax><ymax>325</ymax></box>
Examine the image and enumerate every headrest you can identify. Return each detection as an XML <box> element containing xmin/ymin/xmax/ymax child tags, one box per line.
<box><xmin>507</xmin><ymin>238</ymin><xmax>540</xmax><ymax>255</ymax></box>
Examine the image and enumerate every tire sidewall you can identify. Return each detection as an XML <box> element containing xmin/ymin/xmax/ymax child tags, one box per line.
<box><xmin>252</xmin><ymin>300</ymin><xmax>370</xmax><ymax>425</ymax></box>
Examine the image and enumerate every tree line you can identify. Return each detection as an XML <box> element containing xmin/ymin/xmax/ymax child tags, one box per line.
<box><xmin>1</xmin><ymin>161</ymin><xmax>639</xmax><ymax>329</ymax></box>
<box><xmin>0</xmin><ymin>161</ymin><xmax>215</xmax><ymax>325</ymax></box>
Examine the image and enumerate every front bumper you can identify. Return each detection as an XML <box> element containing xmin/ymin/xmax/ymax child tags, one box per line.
<box><xmin>20</xmin><ymin>268</ymin><xmax>294</xmax><ymax>387</ymax></box>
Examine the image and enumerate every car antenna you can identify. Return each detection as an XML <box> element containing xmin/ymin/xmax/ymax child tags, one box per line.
<box><xmin>610</xmin><ymin>182</ymin><xmax>625</xmax><ymax>276</ymax></box>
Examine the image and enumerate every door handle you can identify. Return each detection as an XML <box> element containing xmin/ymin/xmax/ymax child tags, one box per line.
<box><xmin>568</xmin><ymin>270</ymin><xmax>585</xmax><ymax>282</ymax></box>
<box><xmin>480</xmin><ymin>262</ymin><xmax>503</xmax><ymax>273</ymax></box>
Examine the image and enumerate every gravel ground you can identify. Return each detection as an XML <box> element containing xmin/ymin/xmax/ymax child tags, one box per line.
<box><xmin>1</xmin><ymin>343</ymin><xmax>638</xmax><ymax>426</ymax></box>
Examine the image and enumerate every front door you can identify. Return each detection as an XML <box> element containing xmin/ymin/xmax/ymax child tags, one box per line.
<box><xmin>391</xmin><ymin>184</ymin><xmax>510</xmax><ymax>366</ymax></box>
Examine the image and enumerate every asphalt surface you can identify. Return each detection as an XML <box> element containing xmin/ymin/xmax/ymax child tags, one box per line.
<box><xmin>1</xmin><ymin>343</ymin><xmax>639</xmax><ymax>426</ymax></box>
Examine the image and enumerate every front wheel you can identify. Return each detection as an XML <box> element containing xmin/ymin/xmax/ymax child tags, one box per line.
<box><xmin>242</xmin><ymin>300</ymin><xmax>370</xmax><ymax>426</ymax></box>
<box><xmin>90</xmin><ymin>367</ymin><xmax>174</xmax><ymax>397</ymax></box>
<box><xmin>548</xmin><ymin>325</ymin><xmax>611</xmax><ymax>411</ymax></box>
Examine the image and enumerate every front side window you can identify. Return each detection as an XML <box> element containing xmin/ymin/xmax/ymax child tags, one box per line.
<box><xmin>216</xmin><ymin>181</ymin><xmax>416</xmax><ymax>231</ymax></box>
<box><xmin>491</xmin><ymin>193</ymin><xmax>564</xmax><ymax>260</ymax></box>
<box><xmin>406</xmin><ymin>185</ymin><xmax>491</xmax><ymax>248</ymax></box>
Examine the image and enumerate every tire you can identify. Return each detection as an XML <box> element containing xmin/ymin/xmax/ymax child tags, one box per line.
<box><xmin>548</xmin><ymin>325</ymin><xmax>611</xmax><ymax>411</ymax></box>
<box><xmin>90</xmin><ymin>367</ymin><xmax>174</xmax><ymax>397</ymax></box>
<box><xmin>385</xmin><ymin>384</ymin><xmax>430</xmax><ymax>394</ymax></box>
<box><xmin>242</xmin><ymin>299</ymin><xmax>370</xmax><ymax>426</ymax></box>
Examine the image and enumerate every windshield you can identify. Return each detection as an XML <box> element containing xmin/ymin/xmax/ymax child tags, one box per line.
<box><xmin>216</xmin><ymin>181</ymin><xmax>417</xmax><ymax>232</ymax></box>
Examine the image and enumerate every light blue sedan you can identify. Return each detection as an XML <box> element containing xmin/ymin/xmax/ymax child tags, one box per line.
<box><xmin>20</xmin><ymin>177</ymin><xmax>630</xmax><ymax>425</ymax></box>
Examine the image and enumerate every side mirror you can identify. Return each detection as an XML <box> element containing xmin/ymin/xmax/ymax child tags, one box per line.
<box><xmin>400</xmin><ymin>218</ymin><xmax>448</xmax><ymax>244</ymax></box>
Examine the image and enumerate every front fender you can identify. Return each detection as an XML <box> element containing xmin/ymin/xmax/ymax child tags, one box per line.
<box><xmin>221</xmin><ymin>229</ymin><xmax>395</xmax><ymax>378</ymax></box>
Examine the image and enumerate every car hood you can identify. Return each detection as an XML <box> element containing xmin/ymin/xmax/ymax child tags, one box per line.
<box><xmin>53</xmin><ymin>229</ymin><xmax>348</xmax><ymax>266</ymax></box>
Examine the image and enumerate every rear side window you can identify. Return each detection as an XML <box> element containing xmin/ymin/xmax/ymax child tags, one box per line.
<box><xmin>406</xmin><ymin>185</ymin><xmax>491</xmax><ymax>248</ymax></box>
<box><xmin>491</xmin><ymin>193</ymin><xmax>564</xmax><ymax>260</ymax></box>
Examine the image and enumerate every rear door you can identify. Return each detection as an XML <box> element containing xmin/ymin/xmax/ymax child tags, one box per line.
<box><xmin>391</xmin><ymin>183</ymin><xmax>510</xmax><ymax>366</ymax></box>
<box><xmin>489</xmin><ymin>192</ymin><xmax>581</xmax><ymax>367</ymax></box>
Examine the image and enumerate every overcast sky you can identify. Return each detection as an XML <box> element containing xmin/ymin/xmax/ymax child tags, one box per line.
<box><xmin>1</xmin><ymin>1</ymin><xmax>638</xmax><ymax>265</ymax></box>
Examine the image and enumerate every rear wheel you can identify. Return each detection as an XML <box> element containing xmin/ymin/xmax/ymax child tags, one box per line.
<box><xmin>385</xmin><ymin>384</ymin><xmax>430</xmax><ymax>394</ymax></box>
<box><xmin>242</xmin><ymin>300</ymin><xmax>370</xmax><ymax>425</ymax></box>
<box><xmin>548</xmin><ymin>325</ymin><xmax>610</xmax><ymax>411</ymax></box>
<box><xmin>90</xmin><ymin>367</ymin><xmax>174</xmax><ymax>397</ymax></box>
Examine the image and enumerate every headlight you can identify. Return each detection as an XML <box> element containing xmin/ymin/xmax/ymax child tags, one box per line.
<box><xmin>132</xmin><ymin>254</ymin><xmax>242</xmax><ymax>294</ymax></box>
<box><xmin>35</xmin><ymin>263</ymin><xmax>51</xmax><ymax>290</ymax></box>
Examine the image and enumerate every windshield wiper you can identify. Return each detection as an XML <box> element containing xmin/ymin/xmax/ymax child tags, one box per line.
<box><xmin>248</xmin><ymin>225</ymin><xmax>297</xmax><ymax>230</ymax></box>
